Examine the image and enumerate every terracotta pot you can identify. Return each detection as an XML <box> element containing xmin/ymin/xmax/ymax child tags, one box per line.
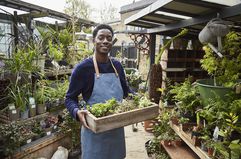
<box><xmin>208</xmin><ymin>148</ymin><xmax>214</xmax><ymax>157</ymax></box>
<box><xmin>144</xmin><ymin>119</ymin><xmax>157</xmax><ymax>133</ymax></box>
<box><xmin>163</xmin><ymin>140</ymin><xmax>172</xmax><ymax>146</ymax></box>
<box><xmin>171</xmin><ymin>117</ymin><xmax>179</xmax><ymax>125</ymax></box>
<box><xmin>174</xmin><ymin>140</ymin><xmax>183</xmax><ymax>147</ymax></box>
<box><xmin>192</xmin><ymin>136</ymin><xmax>201</xmax><ymax>146</ymax></box>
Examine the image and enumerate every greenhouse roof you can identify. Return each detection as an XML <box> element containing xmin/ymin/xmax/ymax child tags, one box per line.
<box><xmin>124</xmin><ymin>0</ymin><xmax>241</xmax><ymax>36</ymax></box>
<box><xmin>0</xmin><ymin>0</ymin><xmax>96</xmax><ymax>26</ymax></box>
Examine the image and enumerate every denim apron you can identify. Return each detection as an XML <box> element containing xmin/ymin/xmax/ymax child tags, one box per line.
<box><xmin>81</xmin><ymin>56</ymin><xmax>126</xmax><ymax>159</ymax></box>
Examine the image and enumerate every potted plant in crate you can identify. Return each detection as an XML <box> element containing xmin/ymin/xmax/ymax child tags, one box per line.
<box><xmin>196</xmin><ymin>31</ymin><xmax>241</xmax><ymax>105</ymax></box>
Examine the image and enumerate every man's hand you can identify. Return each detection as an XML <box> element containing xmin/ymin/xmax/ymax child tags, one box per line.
<box><xmin>77</xmin><ymin>110</ymin><xmax>90</xmax><ymax>129</ymax></box>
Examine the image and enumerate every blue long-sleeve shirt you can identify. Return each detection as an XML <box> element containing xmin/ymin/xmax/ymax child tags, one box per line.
<box><xmin>65</xmin><ymin>57</ymin><xmax>131</xmax><ymax>120</ymax></box>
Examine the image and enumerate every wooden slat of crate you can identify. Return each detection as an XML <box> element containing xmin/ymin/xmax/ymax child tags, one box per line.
<box><xmin>86</xmin><ymin>105</ymin><xmax>159</xmax><ymax>133</ymax></box>
<box><xmin>12</xmin><ymin>132</ymin><xmax>71</xmax><ymax>159</ymax></box>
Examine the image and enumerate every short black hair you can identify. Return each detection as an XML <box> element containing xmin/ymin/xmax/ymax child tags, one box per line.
<box><xmin>92</xmin><ymin>24</ymin><xmax>114</xmax><ymax>39</ymax></box>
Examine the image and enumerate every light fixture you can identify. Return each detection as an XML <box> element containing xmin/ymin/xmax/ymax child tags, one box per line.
<box><xmin>155</xmin><ymin>11</ymin><xmax>192</xmax><ymax>19</ymax></box>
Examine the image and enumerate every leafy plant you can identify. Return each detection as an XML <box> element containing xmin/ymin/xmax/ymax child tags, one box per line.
<box><xmin>145</xmin><ymin>138</ymin><xmax>161</xmax><ymax>157</ymax></box>
<box><xmin>170</xmin><ymin>77</ymin><xmax>201</xmax><ymax>117</ymax></box>
<box><xmin>8</xmin><ymin>83</ymin><xmax>29</xmax><ymax>111</ymax></box>
<box><xmin>35</xmin><ymin>80</ymin><xmax>49</xmax><ymax>105</ymax></box>
<box><xmin>48</xmin><ymin>39</ymin><xmax>64</xmax><ymax>61</ymax></box>
<box><xmin>5</xmin><ymin>47</ymin><xmax>39</xmax><ymax>73</ymax></box>
<box><xmin>87</xmin><ymin>98</ymin><xmax>119</xmax><ymax>117</ymax></box>
<box><xmin>155</xmin><ymin>28</ymin><xmax>188</xmax><ymax>64</ymax></box>
<box><xmin>0</xmin><ymin>122</ymin><xmax>23</xmax><ymax>157</ymax></box>
<box><xmin>200</xmin><ymin>31</ymin><xmax>241</xmax><ymax>87</ymax></box>
<box><xmin>125</xmin><ymin>70</ymin><xmax>142</xmax><ymax>90</ymax></box>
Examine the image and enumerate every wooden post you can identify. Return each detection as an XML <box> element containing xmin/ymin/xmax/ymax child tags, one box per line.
<box><xmin>149</xmin><ymin>33</ymin><xmax>156</xmax><ymax>66</ymax></box>
<box><xmin>27</xmin><ymin>15</ymin><xmax>33</xmax><ymax>40</ymax></box>
<box><xmin>13</xmin><ymin>11</ymin><xmax>18</xmax><ymax>48</ymax></box>
<box><xmin>148</xmin><ymin>33</ymin><xmax>162</xmax><ymax>104</ymax></box>
<box><xmin>55</xmin><ymin>21</ymin><xmax>58</xmax><ymax>32</ymax></box>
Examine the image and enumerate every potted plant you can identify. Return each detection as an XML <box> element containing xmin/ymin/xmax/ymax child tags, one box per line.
<box><xmin>179</xmin><ymin>117</ymin><xmax>190</xmax><ymax>131</ymax></box>
<box><xmin>173</xmin><ymin>135</ymin><xmax>183</xmax><ymax>147</ymax></box>
<box><xmin>196</xmin><ymin>31</ymin><xmax>241</xmax><ymax>106</ymax></box>
<box><xmin>145</xmin><ymin>138</ymin><xmax>161</xmax><ymax>157</ymax></box>
<box><xmin>200</xmin><ymin>135</ymin><xmax>215</xmax><ymax>156</ymax></box>
<box><xmin>35</xmin><ymin>80</ymin><xmax>48</xmax><ymax>114</ymax></box>
<box><xmin>8</xmin><ymin>84</ymin><xmax>29</xmax><ymax>119</ymax></box>
<box><xmin>170</xmin><ymin>77</ymin><xmax>202</xmax><ymax>122</ymax></box>
<box><xmin>159</xmin><ymin>133</ymin><xmax>175</xmax><ymax>146</ymax></box>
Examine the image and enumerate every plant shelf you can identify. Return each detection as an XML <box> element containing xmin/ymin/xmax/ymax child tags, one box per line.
<box><xmin>170</xmin><ymin>122</ymin><xmax>211</xmax><ymax>159</ymax></box>
<box><xmin>86</xmin><ymin>104</ymin><xmax>159</xmax><ymax>133</ymax></box>
<box><xmin>44</xmin><ymin>69</ymin><xmax>72</xmax><ymax>77</ymax></box>
<box><xmin>161</xmin><ymin>141</ymin><xmax>199</xmax><ymax>159</ymax></box>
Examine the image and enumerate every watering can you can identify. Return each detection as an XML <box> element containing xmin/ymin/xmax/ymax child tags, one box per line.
<box><xmin>198</xmin><ymin>18</ymin><xmax>230</xmax><ymax>57</ymax></box>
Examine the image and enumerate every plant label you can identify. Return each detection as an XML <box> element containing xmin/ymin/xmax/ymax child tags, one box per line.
<box><xmin>213</xmin><ymin>126</ymin><xmax>219</xmax><ymax>141</ymax></box>
<box><xmin>235</xmin><ymin>84</ymin><xmax>241</xmax><ymax>94</ymax></box>
<box><xmin>29</xmin><ymin>97</ymin><xmax>35</xmax><ymax>105</ymax></box>
<box><xmin>31</xmin><ymin>104</ymin><xmax>36</xmax><ymax>108</ymax></box>
<box><xmin>46</xmin><ymin>131</ymin><xmax>51</xmax><ymax>136</ymax></box>
<box><xmin>8</xmin><ymin>103</ymin><xmax>15</xmax><ymax>110</ymax></box>
<box><xmin>12</xmin><ymin>110</ymin><xmax>17</xmax><ymax>114</ymax></box>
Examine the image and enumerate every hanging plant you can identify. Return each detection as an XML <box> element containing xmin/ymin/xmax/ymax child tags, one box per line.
<box><xmin>200</xmin><ymin>31</ymin><xmax>241</xmax><ymax>87</ymax></box>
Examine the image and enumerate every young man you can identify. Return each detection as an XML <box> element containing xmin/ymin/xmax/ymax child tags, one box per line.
<box><xmin>65</xmin><ymin>24</ymin><xmax>131</xmax><ymax>159</ymax></box>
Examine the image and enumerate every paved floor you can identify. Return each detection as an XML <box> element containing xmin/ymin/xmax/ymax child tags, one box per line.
<box><xmin>125</xmin><ymin>123</ymin><xmax>154</xmax><ymax>159</ymax></box>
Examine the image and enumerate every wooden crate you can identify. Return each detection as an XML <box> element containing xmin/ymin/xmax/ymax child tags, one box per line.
<box><xmin>86</xmin><ymin>104</ymin><xmax>159</xmax><ymax>133</ymax></box>
<box><xmin>12</xmin><ymin>132</ymin><xmax>71</xmax><ymax>159</ymax></box>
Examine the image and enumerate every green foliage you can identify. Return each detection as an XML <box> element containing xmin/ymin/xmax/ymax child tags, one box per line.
<box><xmin>60</xmin><ymin>109</ymin><xmax>80</xmax><ymax>149</ymax></box>
<box><xmin>0</xmin><ymin>122</ymin><xmax>23</xmax><ymax>157</ymax></box>
<box><xmin>155</xmin><ymin>28</ymin><xmax>188</xmax><ymax>64</ymax></box>
<box><xmin>159</xmin><ymin>78</ymin><xmax>173</xmax><ymax>104</ymax></box>
<box><xmin>8</xmin><ymin>83</ymin><xmax>29</xmax><ymax>111</ymax></box>
<box><xmin>48</xmin><ymin>40</ymin><xmax>64</xmax><ymax>61</ymax></box>
<box><xmin>5</xmin><ymin>47</ymin><xmax>39</xmax><ymax>73</ymax></box>
<box><xmin>34</xmin><ymin>80</ymin><xmax>50</xmax><ymax>104</ymax></box>
<box><xmin>170</xmin><ymin>78</ymin><xmax>201</xmax><ymax>116</ymax></box>
<box><xmin>125</xmin><ymin>70</ymin><xmax>142</xmax><ymax>90</ymax></box>
<box><xmin>153</xmin><ymin>109</ymin><xmax>175</xmax><ymax>142</ymax></box>
<box><xmin>58</xmin><ymin>29</ymin><xmax>73</xmax><ymax>48</ymax></box>
<box><xmin>87</xmin><ymin>98</ymin><xmax>119</xmax><ymax>117</ymax></box>
<box><xmin>145</xmin><ymin>138</ymin><xmax>161</xmax><ymax>156</ymax></box>
<box><xmin>87</xmin><ymin>94</ymin><xmax>154</xmax><ymax>117</ymax></box>
<box><xmin>200</xmin><ymin>31</ymin><xmax>241</xmax><ymax>87</ymax></box>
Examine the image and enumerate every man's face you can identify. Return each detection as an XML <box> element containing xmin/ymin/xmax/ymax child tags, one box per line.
<box><xmin>94</xmin><ymin>29</ymin><xmax>113</xmax><ymax>54</ymax></box>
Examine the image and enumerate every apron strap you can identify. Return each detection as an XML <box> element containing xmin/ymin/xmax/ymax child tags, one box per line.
<box><xmin>93</xmin><ymin>55</ymin><xmax>119</xmax><ymax>78</ymax></box>
<box><xmin>109</xmin><ymin>57</ymin><xmax>119</xmax><ymax>77</ymax></box>
<box><xmin>93</xmin><ymin>55</ymin><xmax>100</xmax><ymax>78</ymax></box>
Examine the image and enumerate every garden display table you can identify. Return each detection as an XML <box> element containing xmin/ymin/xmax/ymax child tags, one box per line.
<box><xmin>86</xmin><ymin>104</ymin><xmax>159</xmax><ymax>133</ymax></box>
